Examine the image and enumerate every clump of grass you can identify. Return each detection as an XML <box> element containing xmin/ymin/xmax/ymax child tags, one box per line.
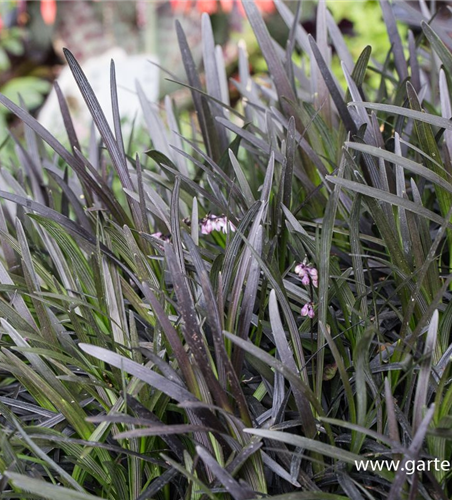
<box><xmin>1</xmin><ymin>1</ymin><xmax>452</xmax><ymax>499</ymax></box>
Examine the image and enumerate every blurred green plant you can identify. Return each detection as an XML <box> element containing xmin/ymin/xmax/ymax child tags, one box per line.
<box><xmin>0</xmin><ymin>20</ymin><xmax>50</xmax><ymax>142</ymax></box>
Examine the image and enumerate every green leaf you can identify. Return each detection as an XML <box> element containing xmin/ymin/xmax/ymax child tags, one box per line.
<box><xmin>5</xmin><ymin>472</ymin><xmax>103</xmax><ymax>500</ymax></box>
<box><xmin>2</xmin><ymin>77</ymin><xmax>51</xmax><ymax>109</ymax></box>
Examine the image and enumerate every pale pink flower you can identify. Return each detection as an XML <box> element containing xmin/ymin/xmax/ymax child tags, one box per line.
<box><xmin>200</xmin><ymin>215</ymin><xmax>235</xmax><ymax>235</ymax></box>
<box><xmin>212</xmin><ymin>217</ymin><xmax>224</xmax><ymax>232</ymax></box>
<box><xmin>294</xmin><ymin>263</ymin><xmax>307</xmax><ymax>277</ymax></box>
<box><xmin>201</xmin><ymin>219</ymin><xmax>214</xmax><ymax>235</ymax></box>
<box><xmin>218</xmin><ymin>217</ymin><xmax>236</xmax><ymax>233</ymax></box>
<box><xmin>151</xmin><ymin>232</ymin><xmax>170</xmax><ymax>242</ymax></box>
<box><xmin>308</xmin><ymin>267</ymin><xmax>318</xmax><ymax>288</ymax></box>
<box><xmin>301</xmin><ymin>302</ymin><xmax>315</xmax><ymax>319</ymax></box>
<box><xmin>294</xmin><ymin>260</ymin><xmax>318</xmax><ymax>288</ymax></box>
<box><xmin>301</xmin><ymin>274</ymin><xmax>310</xmax><ymax>286</ymax></box>
<box><xmin>308</xmin><ymin>267</ymin><xmax>318</xmax><ymax>278</ymax></box>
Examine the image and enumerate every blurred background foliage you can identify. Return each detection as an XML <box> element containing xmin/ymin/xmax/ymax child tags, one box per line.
<box><xmin>0</xmin><ymin>1</ymin><xmax>409</xmax><ymax>135</ymax></box>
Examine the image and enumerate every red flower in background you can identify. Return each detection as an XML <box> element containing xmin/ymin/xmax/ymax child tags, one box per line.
<box><xmin>40</xmin><ymin>0</ymin><xmax>57</xmax><ymax>25</ymax></box>
<box><xmin>171</xmin><ymin>0</ymin><xmax>275</xmax><ymax>14</ymax></box>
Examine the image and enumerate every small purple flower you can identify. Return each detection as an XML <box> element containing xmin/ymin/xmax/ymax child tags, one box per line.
<box><xmin>294</xmin><ymin>260</ymin><xmax>318</xmax><ymax>288</ymax></box>
<box><xmin>301</xmin><ymin>302</ymin><xmax>315</xmax><ymax>319</ymax></box>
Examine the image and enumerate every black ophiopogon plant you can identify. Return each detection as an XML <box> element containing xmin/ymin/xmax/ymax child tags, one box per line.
<box><xmin>0</xmin><ymin>1</ymin><xmax>452</xmax><ymax>499</ymax></box>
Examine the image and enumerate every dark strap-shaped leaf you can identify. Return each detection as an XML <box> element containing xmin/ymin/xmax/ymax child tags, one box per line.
<box><xmin>110</xmin><ymin>60</ymin><xmax>127</xmax><ymax>167</ymax></box>
<box><xmin>54</xmin><ymin>81</ymin><xmax>81</xmax><ymax>153</ymax></box>
<box><xmin>326</xmin><ymin>175</ymin><xmax>449</xmax><ymax>227</ymax></box>
<box><xmin>175</xmin><ymin>21</ymin><xmax>220</xmax><ymax>162</ymax></box>
<box><xmin>79</xmin><ymin>344</ymin><xmax>197</xmax><ymax>403</ymax></box>
<box><xmin>242</xmin><ymin>0</ymin><xmax>299</xmax><ymax>123</ymax></box>
<box><xmin>351</xmin><ymin>101</ymin><xmax>452</xmax><ymax>130</ymax></box>
<box><xmin>379</xmin><ymin>0</ymin><xmax>408</xmax><ymax>81</ymax></box>
<box><xmin>45</xmin><ymin>169</ymin><xmax>92</xmax><ymax>234</ymax></box>
<box><xmin>309</xmin><ymin>35</ymin><xmax>357</xmax><ymax>134</ymax></box>
<box><xmin>269</xmin><ymin>290</ymin><xmax>317</xmax><ymax>438</ymax></box>
<box><xmin>196</xmin><ymin>445</ymin><xmax>255</xmax><ymax>500</ymax></box>
<box><xmin>164</xmin><ymin>242</ymin><xmax>231</xmax><ymax>412</ymax></box>
<box><xmin>408</xmin><ymin>30</ymin><xmax>420</xmax><ymax>92</ymax></box>
<box><xmin>202</xmin><ymin>13</ymin><xmax>228</xmax><ymax>151</ymax></box>
<box><xmin>422</xmin><ymin>21</ymin><xmax>452</xmax><ymax>78</ymax></box>
<box><xmin>63</xmin><ymin>49</ymin><xmax>133</xmax><ymax>192</ymax></box>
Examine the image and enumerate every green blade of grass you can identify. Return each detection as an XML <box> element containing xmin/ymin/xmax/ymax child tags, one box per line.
<box><xmin>5</xmin><ymin>472</ymin><xmax>103</xmax><ymax>500</ymax></box>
